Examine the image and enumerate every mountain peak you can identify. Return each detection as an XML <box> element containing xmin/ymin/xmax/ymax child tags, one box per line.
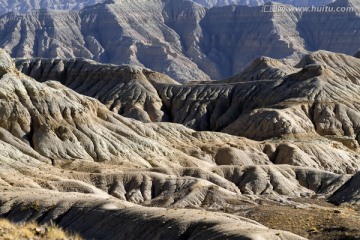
<box><xmin>296</xmin><ymin>50</ymin><xmax>359</xmax><ymax>67</ymax></box>
<box><xmin>225</xmin><ymin>56</ymin><xmax>296</xmax><ymax>82</ymax></box>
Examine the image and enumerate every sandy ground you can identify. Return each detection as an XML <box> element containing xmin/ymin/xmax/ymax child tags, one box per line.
<box><xmin>232</xmin><ymin>199</ymin><xmax>360</xmax><ymax>240</ymax></box>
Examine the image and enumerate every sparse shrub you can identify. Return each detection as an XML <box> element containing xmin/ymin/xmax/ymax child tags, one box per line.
<box><xmin>0</xmin><ymin>218</ymin><xmax>82</xmax><ymax>240</ymax></box>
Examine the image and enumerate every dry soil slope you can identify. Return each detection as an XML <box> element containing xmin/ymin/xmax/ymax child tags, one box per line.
<box><xmin>0</xmin><ymin>0</ymin><xmax>336</xmax><ymax>17</ymax></box>
<box><xmin>9</xmin><ymin>51</ymin><xmax>359</xmax><ymax>192</ymax></box>
<box><xmin>0</xmin><ymin>48</ymin><xmax>325</xmax><ymax>239</ymax></box>
<box><xmin>16</xmin><ymin>58</ymin><xmax>178</xmax><ymax>123</ymax></box>
<box><xmin>0</xmin><ymin>49</ymin><xmax>358</xmax><ymax>236</ymax></box>
<box><xmin>10</xmin><ymin>48</ymin><xmax>360</xmax><ymax>206</ymax></box>
<box><xmin>0</xmin><ymin>0</ymin><xmax>335</xmax><ymax>17</ymax></box>
<box><xmin>0</xmin><ymin>51</ymin><xmax>359</xmax><ymax>238</ymax></box>
<box><xmin>17</xmin><ymin>51</ymin><xmax>360</xmax><ymax>154</ymax></box>
<box><xmin>4</xmin><ymin>0</ymin><xmax>360</xmax><ymax>82</ymax></box>
<box><xmin>0</xmin><ymin>0</ymin><xmax>210</xmax><ymax>83</ymax></box>
<box><xmin>0</xmin><ymin>0</ymin><xmax>104</xmax><ymax>16</ymax></box>
<box><xmin>14</xmin><ymin>56</ymin><xmax>360</xmax><ymax>176</ymax></box>
<box><xmin>1</xmin><ymin>188</ymin><xmax>308</xmax><ymax>240</ymax></box>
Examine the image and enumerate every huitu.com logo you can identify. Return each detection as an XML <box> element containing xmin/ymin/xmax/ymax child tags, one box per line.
<box><xmin>262</xmin><ymin>5</ymin><xmax>355</xmax><ymax>13</ymax></box>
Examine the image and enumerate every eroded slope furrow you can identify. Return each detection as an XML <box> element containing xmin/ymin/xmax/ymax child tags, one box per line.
<box><xmin>2</xmin><ymin>0</ymin><xmax>360</xmax><ymax>82</ymax></box>
<box><xmin>0</xmin><ymin>44</ymin><xmax>360</xmax><ymax>239</ymax></box>
<box><xmin>0</xmin><ymin>188</ymin><xmax>307</xmax><ymax>240</ymax></box>
<box><xmin>17</xmin><ymin>51</ymin><xmax>360</xmax><ymax>151</ymax></box>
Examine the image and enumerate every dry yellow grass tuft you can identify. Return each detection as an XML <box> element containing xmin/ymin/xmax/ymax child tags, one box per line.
<box><xmin>0</xmin><ymin>219</ymin><xmax>82</xmax><ymax>240</ymax></box>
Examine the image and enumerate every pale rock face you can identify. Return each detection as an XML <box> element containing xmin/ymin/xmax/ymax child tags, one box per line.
<box><xmin>16</xmin><ymin>51</ymin><xmax>360</xmax><ymax>175</ymax></box>
<box><xmin>0</xmin><ymin>48</ymin><xmax>14</xmax><ymax>76</ymax></box>
<box><xmin>0</xmin><ymin>0</ymin><xmax>336</xmax><ymax>18</ymax></box>
<box><xmin>17</xmin><ymin>58</ymin><xmax>178</xmax><ymax>122</ymax></box>
<box><xmin>0</xmin><ymin>0</ymin><xmax>103</xmax><ymax>16</ymax></box>
<box><xmin>0</xmin><ymin>0</ymin><xmax>359</xmax><ymax>82</ymax></box>
<box><xmin>0</xmin><ymin>48</ymin><xmax>360</xmax><ymax>237</ymax></box>
<box><xmin>17</xmin><ymin>51</ymin><xmax>360</xmax><ymax>152</ymax></box>
<box><xmin>0</xmin><ymin>1</ymin><xmax>211</xmax><ymax>83</ymax></box>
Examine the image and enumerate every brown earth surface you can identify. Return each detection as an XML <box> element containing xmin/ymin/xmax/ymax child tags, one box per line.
<box><xmin>237</xmin><ymin>200</ymin><xmax>360</xmax><ymax>240</ymax></box>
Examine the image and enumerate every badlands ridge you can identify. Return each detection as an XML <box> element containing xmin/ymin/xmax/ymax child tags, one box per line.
<box><xmin>0</xmin><ymin>47</ymin><xmax>355</xmax><ymax>239</ymax></box>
